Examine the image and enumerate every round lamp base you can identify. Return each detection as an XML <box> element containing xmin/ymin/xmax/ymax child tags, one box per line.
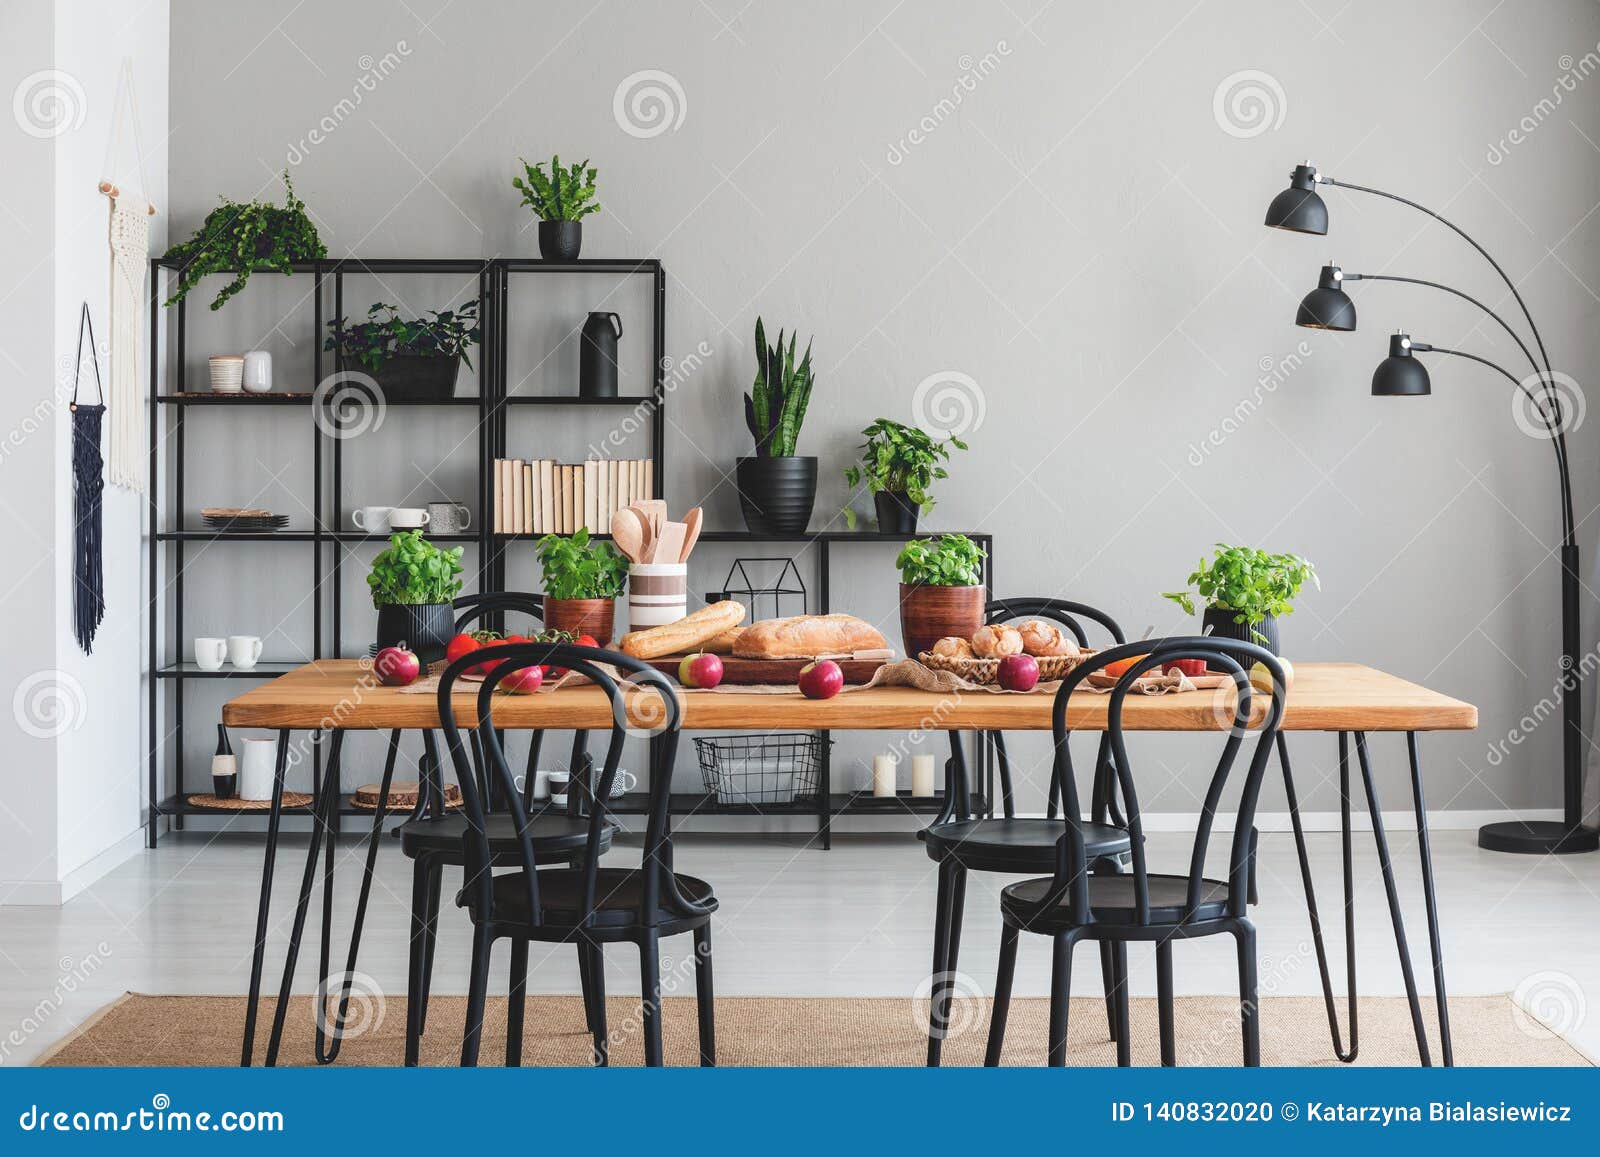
<box><xmin>1478</xmin><ymin>819</ymin><xmax>1599</xmax><ymax>855</ymax></box>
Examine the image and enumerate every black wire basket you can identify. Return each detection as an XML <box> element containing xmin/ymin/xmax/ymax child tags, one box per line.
<box><xmin>694</xmin><ymin>733</ymin><xmax>827</xmax><ymax>805</ymax></box>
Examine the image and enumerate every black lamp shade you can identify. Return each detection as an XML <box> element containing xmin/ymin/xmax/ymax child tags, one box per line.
<box><xmin>1372</xmin><ymin>333</ymin><xmax>1431</xmax><ymax>396</ymax></box>
<box><xmin>1265</xmin><ymin>164</ymin><xmax>1328</xmax><ymax>234</ymax></box>
<box><xmin>1296</xmin><ymin>265</ymin><xmax>1356</xmax><ymax>330</ymax></box>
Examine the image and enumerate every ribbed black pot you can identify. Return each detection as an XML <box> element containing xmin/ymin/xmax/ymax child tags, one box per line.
<box><xmin>539</xmin><ymin>220</ymin><xmax>582</xmax><ymax>261</ymax></box>
<box><xmin>736</xmin><ymin>456</ymin><xmax>817</xmax><ymax>534</ymax></box>
<box><xmin>1202</xmin><ymin>607</ymin><xmax>1279</xmax><ymax>656</ymax></box>
<box><xmin>874</xmin><ymin>490</ymin><xmax>920</xmax><ymax>534</ymax></box>
<box><xmin>375</xmin><ymin>602</ymin><xmax>455</xmax><ymax>663</ymax></box>
<box><xmin>343</xmin><ymin>355</ymin><xmax>459</xmax><ymax>402</ymax></box>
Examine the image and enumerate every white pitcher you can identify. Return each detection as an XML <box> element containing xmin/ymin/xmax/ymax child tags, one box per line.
<box><xmin>238</xmin><ymin>737</ymin><xmax>278</xmax><ymax>801</ymax></box>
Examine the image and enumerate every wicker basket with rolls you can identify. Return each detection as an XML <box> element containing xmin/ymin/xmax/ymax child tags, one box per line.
<box><xmin>918</xmin><ymin>619</ymin><xmax>1091</xmax><ymax>685</ymax></box>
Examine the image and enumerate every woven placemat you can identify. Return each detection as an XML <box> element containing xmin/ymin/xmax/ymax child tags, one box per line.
<box><xmin>186</xmin><ymin>792</ymin><xmax>313</xmax><ymax>811</ymax></box>
<box><xmin>350</xmin><ymin>781</ymin><xmax>462</xmax><ymax>810</ymax></box>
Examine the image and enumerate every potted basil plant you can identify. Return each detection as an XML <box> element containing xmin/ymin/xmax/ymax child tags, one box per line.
<box><xmin>513</xmin><ymin>154</ymin><xmax>600</xmax><ymax>261</ymax></box>
<box><xmin>1162</xmin><ymin>544</ymin><xmax>1318</xmax><ymax>655</ymax></box>
<box><xmin>368</xmin><ymin>530</ymin><xmax>466</xmax><ymax>662</ymax></box>
<box><xmin>896</xmin><ymin>534</ymin><xmax>987</xmax><ymax>659</ymax></box>
<box><xmin>844</xmin><ymin>418</ymin><xmax>967</xmax><ymax>534</ymax></box>
<box><xmin>324</xmin><ymin>300</ymin><xmax>481</xmax><ymax>402</ymax></box>
<box><xmin>535</xmin><ymin>527</ymin><xmax>628</xmax><ymax>645</ymax></box>
<box><xmin>738</xmin><ymin>317</ymin><xmax>816</xmax><ymax>534</ymax></box>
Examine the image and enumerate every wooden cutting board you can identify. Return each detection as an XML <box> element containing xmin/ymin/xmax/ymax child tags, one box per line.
<box><xmin>646</xmin><ymin>654</ymin><xmax>887</xmax><ymax>686</ymax></box>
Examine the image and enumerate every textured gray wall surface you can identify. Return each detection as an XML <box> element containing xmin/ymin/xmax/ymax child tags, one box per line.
<box><xmin>165</xmin><ymin>0</ymin><xmax>1600</xmax><ymax>814</ymax></box>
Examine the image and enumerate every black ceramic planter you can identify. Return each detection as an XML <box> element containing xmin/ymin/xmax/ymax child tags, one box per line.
<box><xmin>343</xmin><ymin>355</ymin><xmax>459</xmax><ymax>402</ymax></box>
<box><xmin>539</xmin><ymin>220</ymin><xmax>582</xmax><ymax>261</ymax></box>
<box><xmin>874</xmin><ymin>490</ymin><xmax>920</xmax><ymax>534</ymax></box>
<box><xmin>1202</xmin><ymin>607</ymin><xmax>1279</xmax><ymax>655</ymax></box>
<box><xmin>376</xmin><ymin>602</ymin><xmax>455</xmax><ymax>663</ymax></box>
<box><xmin>736</xmin><ymin>456</ymin><xmax>817</xmax><ymax>534</ymax></box>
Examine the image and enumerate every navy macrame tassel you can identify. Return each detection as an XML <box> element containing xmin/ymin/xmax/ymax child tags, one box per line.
<box><xmin>70</xmin><ymin>302</ymin><xmax>106</xmax><ymax>654</ymax></box>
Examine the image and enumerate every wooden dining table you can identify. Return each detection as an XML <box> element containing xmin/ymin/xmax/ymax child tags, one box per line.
<box><xmin>224</xmin><ymin>659</ymin><xmax>1475</xmax><ymax>1067</ymax></box>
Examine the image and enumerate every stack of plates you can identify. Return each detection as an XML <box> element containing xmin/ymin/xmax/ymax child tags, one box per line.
<box><xmin>202</xmin><ymin>508</ymin><xmax>290</xmax><ymax>531</ymax></box>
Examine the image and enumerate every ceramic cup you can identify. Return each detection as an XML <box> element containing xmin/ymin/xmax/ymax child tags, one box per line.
<box><xmin>242</xmin><ymin>350</ymin><xmax>273</xmax><ymax>394</ymax></box>
<box><xmin>238</xmin><ymin>737</ymin><xmax>277</xmax><ymax>802</ymax></box>
<box><xmin>547</xmin><ymin>771</ymin><xmax>571</xmax><ymax>809</ymax></box>
<box><xmin>227</xmin><ymin>635</ymin><xmax>263</xmax><ymax>670</ymax></box>
<box><xmin>629</xmin><ymin>562</ymin><xmax>688</xmax><ymax>628</ymax></box>
<box><xmin>426</xmin><ymin>500</ymin><xmax>471</xmax><ymax>535</ymax></box>
<box><xmin>388</xmin><ymin>507</ymin><xmax>431</xmax><ymax>530</ymax></box>
<box><xmin>352</xmin><ymin>506</ymin><xmax>393</xmax><ymax>534</ymax></box>
<box><xmin>208</xmin><ymin>355</ymin><xmax>244</xmax><ymax>393</ymax></box>
<box><xmin>609</xmin><ymin>769</ymin><xmax>638</xmax><ymax>799</ymax></box>
<box><xmin>515</xmin><ymin>768</ymin><xmax>556</xmax><ymax>801</ymax></box>
<box><xmin>194</xmin><ymin>636</ymin><xmax>227</xmax><ymax>671</ymax></box>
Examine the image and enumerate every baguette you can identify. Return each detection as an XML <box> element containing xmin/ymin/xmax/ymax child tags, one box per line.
<box><xmin>733</xmin><ymin>613</ymin><xmax>889</xmax><ymax>660</ymax></box>
<box><xmin>702</xmin><ymin>626</ymin><xmax>744</xmax><ymax>654</ymax></box>
<box><xmin>619</xmin><ymin>600</ymin><xmax>747</xmax><ymax>660</ymax></box>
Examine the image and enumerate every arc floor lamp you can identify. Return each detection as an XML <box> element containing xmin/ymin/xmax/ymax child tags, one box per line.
<box><xmin>1265</xmin><ymin>161</ymin><xmax>1595</xmax><ymax>854</ymax></box>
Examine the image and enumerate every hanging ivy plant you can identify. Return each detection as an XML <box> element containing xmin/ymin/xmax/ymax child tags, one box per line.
<box><xmin>162</xmin><ymin>171</ymin><xmax>327</xmax><ymax>311</ymax></box>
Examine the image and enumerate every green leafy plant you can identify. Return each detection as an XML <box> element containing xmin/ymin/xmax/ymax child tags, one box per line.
<box><xmin>743</xmin><ymin>317</ymin><xmax>815</xmax><ymax>457</ymax></box>
<box><xmin>367</xmin><ymin>530</ymin><xmax>466</xmax><ymax>607</ymax></box>
<box><xmin>535</xmin><ymin>528</ymin><xmax>629</xmax><ymax>600</ymax></box>
<box><xmin>324</xmin><ymin>301</ymin><xmax>481</xmax><ymax>373</ymax></box>
<box><xmin>512</xmin><ymin>155</ymin><xmax>601</xmax><ymax>221</ymax></box>
<box><xmin>843</xmin><ymin>418</ymin><xmax>967</xmax><ymax>528</ymax></box>
<box><xmin>162</xmin><ymin>171</ymin><xmax>326</xmax><ymax>311</ymax></box>
<box><xmin>1163</xmin><ymin>544</ymin><xmax>1319</xmax><ymax>638</ymax></box>
<box><xmin>895</xmin><ymin>534</ymin><xmax>986</xmax><ymax>587</ymax></box>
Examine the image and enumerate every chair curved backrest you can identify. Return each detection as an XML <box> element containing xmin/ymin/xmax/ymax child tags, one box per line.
<box><xmin>436</xmin><ymin>641</ymin><xmax>697</xmax><ymax>928</ymax></box>
<box><xmin>1030</xmin><ymin>636</ymin><xmax>1287</xmax><ymax>928</ymax></box>
<box><xmin>453</xmin><ymin>591</ymin><xmax>544</xmax><ymax>632</ymax></box>
<box><xmin>445</xmin><ymin>593</ymin><xmax>548</xmax><ymax>812</ymax></box>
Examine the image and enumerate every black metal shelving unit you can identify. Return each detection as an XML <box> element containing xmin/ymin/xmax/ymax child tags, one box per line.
<box><xmin>146</xmin><ymin>255</ymin><xmax>995</xmax><ymax>851</ymax></box>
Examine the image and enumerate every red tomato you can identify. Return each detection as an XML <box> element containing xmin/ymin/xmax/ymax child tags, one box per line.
<box><xmin>445</xmin><ymin>633</ymin><xmax>481</xmax><ymax>667</ymax></box>
<box><xmin>575</xmin><ymin>634</ymin><xmax>598</xmax><ymax>649</ymax></box>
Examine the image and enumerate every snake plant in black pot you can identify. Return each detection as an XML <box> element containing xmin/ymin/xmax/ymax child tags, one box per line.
<box><xmin>736</xmin><ymin>317</ymin><xmax>817</xmax><ymax>534</ymax></box>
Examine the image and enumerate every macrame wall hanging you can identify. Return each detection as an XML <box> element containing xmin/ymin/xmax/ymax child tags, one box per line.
<box><xmin>70</xmin><ymin>304</ymin><xmax>106</xmax><ymax>654</ymax></box>
<box><xmin>97</xmin><ymin>57</ymin><xmax>157</xmax><ymax>491</ymax></box>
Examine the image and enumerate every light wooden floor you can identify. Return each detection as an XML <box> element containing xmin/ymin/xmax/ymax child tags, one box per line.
<box><xmin>2</xmin><ymin>828</ymin><xmax>1598</xmax><ymax>1065</ymax></box>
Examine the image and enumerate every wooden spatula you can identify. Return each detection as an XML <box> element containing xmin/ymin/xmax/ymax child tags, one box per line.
<box><xmin>652</xmin><ymin>520</ymin><xmax>686</xmax><ymax>565</ymax></box>
<box><xmin>678</xmin><ymin>507</ymin><xmax>703</xmax><ymax>563</ymax></box>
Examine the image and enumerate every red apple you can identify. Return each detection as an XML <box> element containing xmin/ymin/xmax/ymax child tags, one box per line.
<box><xmin>374</xmin><ymin>645</ymin><xmax>421</xmax><ymax>687</ymax></box>
<box><xmin>798</xmin><ymin>659</ymin><xmax>844</xmax><ymax>699</ymax></box>
<box><xmin>497</xmin><ymin>663</ymin><xmax>544</xmax><ymax>695</ymax></box>
<box><xmin>678</xmin><ymin>652</ymin><xmax>724</xmax><ymax>689</ymax></box>
<box><xmin>996</xmin><ymin>653</ymin><xmax>1039</xmax><ymax>692</ymax></box>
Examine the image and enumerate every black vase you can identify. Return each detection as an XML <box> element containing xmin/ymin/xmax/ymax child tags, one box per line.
<box><xmin>1201</xmin><ymin>607</ymin><xmax>1280</xmax><ymax>655</ymax></box>
<box><xmin>874</xmin><ymin>490</ymin><xmax>920</xmax><ymax>534</ymax></box>
<box><xmin>539</xmin><ymin>220</ymin><xmax>582</xmax><ymax>261</ymax></box>
<box><xmin>579</xmin><ymin>312</ymin><xmax>622</xmax><ymax>398</ymax></box>
<box><xmin>212</xmin><ymin>723</ymin><xmax>237</xmax><ymax>801</ymax></box>
<box><xmin>736</xmin><ymin>456</ymin><xmax>817</xmax><ymax>534</ymax></box>
<box><xmin>375</xmin><ymin>602</ymin><xmax>455</xmax><ymax>663</ymax></box>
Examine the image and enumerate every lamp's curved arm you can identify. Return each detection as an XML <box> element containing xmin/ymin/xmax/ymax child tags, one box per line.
<box><xmin>1348</xmin><ymin>273</ymin><xmax>1543</xmax><ymax>384</ymax></box>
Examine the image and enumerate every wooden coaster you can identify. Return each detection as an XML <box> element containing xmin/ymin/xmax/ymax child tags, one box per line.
<box><xmin>351</xmin><ymin>781</ymin><xmax>462</xmax><ymax>810</ymax></box>
<box><xmin>186</xmin><ymin>792</ymin><xmax>313</xmax><ymax>811</ymax></box>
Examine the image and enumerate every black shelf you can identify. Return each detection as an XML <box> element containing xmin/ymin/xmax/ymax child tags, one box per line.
<box><xmin>156</xmin><ymin>662</ymin><xmax>306</xmax><ymax>679</ymax></box>
<box><xmin>598</xmin><ymin>790</ymin><xmax>986</xmax><ymax>817</ymax></box>
<box><xmin>157</xmin><ymin>394</ymin><xmax>314</xmax><ymax>406</ymax></box>
<box><xmin>156</xmin><ymin>530</ymin><xmax>318</xmax><ymax>541</ymax></box>
<box><xmin>330</xmin><ymin>532</ymin><xmax>477</xmax><ymax>543</ymax></box>
<box><xmin>498</xmin><ymin>394</ymin><xmax>657</xmax><ymax>406</ymax></box>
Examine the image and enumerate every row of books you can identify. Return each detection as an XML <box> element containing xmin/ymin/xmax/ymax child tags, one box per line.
<box><xmin>492</xmin><ymin>458</ymin><xmax>654</xmax><ymax>535</ymax></box>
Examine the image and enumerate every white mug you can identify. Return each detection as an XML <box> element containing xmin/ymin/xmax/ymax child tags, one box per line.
<box><xmin>388</xmin><ymin>507</ymin><xmax>430</xmax><ymax>530</ymax></box>
<box><xmin>352</xmin><ymin>506</ymin><xmax>392</xmax><ymax>533</ymax></box>
<box><xmin>194</xmin><ymin>637</ymin><xmax>227</xmax><ymax>671</ymax></box>
<box><xmin>514</xmin><ymin>769</ymin><xmax>558</xmax><ymax>800</ymax></box>
<box><xmin>228</xmin><ymin>635</ymin><xmax>263</xmax><ymax>670</ymax></box>
<box><xmin>547</xmin><ymin>771</ymin><xmax>571</xmax><ymax>808</ymax></box>
<box><xmin>608</xmin><ymin>770</ymin><xmax>638</xmax><ymax>799</ymax></box>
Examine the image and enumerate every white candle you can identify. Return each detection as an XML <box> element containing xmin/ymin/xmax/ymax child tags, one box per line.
<box><xmin>873</xmin><ymin>754</ymin><xmax>898</xmax><ymax>797</ymax></box>
<box><xmin>911</xmin><ymin>754</ymin><xmax>936</xmax><ymax>797</ymax></box>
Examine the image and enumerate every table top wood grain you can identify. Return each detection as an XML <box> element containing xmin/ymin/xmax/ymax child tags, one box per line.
<box><xmin>221</xmin><ymin>660</ymin><xmax>1477</xmax><ymax>733</ymax></box>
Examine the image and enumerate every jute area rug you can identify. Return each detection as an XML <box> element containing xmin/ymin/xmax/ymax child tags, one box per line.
<box><xmin>41</xmin><ymin>993</ymin><xmax>1587</xmax><ymax>1067</ymax></box>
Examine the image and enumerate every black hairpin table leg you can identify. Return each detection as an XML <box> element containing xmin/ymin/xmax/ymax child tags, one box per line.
<box><xmin>241</xmin><ymin>728</ymin><xmax>292</xmax><ymax>1067</ymax></box>
<box><xmin>1405</xmin><ymin>730</ymin><xmax>1453</xmax><ymax>1066</ymax></box>
<box><xmin>1277</xmin><ymin>732</ymin><xmax>1358</xmax><ymax>1061</ymax></box>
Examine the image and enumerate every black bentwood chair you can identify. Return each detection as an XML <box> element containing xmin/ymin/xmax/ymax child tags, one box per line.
<box><xmin>437</xmin><ymin>641</ymin><xmax>718</xmax><ymax>1067</ymax></box>
<box><xmin>919</xmin><ymin>597</ymin><xmax>1133</xmax><ymax>1067</ymax></box>
<box><xmin>985</xmin><ymin>638</ymin><xmax>1287</xmax><ymax>1068</ymax></box>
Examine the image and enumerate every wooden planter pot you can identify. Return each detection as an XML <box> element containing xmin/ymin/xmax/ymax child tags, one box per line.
<box><xmin>899</xmin><ymin>583</ymin><xmax>985</xmax><ymax>660</ymax></box>
<box><xmin>543</xmin><ymin>596</ymin><xmax>616</xmax><ymax>646</ymax></box>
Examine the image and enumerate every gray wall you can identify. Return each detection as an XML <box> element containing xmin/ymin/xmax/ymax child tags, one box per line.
<box><xmin>166</xmin><ymin>0</ymin><xmax>1600</xmax><ymax>815</ymax></box>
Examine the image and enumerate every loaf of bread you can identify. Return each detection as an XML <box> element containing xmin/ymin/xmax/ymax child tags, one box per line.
<box><xmin>703</xmin><ymin>626</ymin><xmax>744</xmax><ymax>654</ymax></box>
<box><xmin>733</xmin><ymin>614</ymin><xmax>889</xmax><ymax>659</ymax></box>
<box><xmin>930</xmin><ymin>636</ymin><xmax>973</xmax><ymax>660</ymax></box>
<box><xmin>619</xmin><ymin>600</ymin><xmax>747</xmax><ymax>659</ymax></box>
<box><xmin>1017</xmin><ymin>619</ymin><xmax>1080</xmax><ymax>658</ymax></box>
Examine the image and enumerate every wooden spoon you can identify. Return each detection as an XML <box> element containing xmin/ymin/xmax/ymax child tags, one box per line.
<box><xmin>610</xmin><ymin>508</ymin><xmax>646</xmax><ymax>563</ymax></box>
<box><xmin>678</xmin><ymin>507</ymin><xmax>703</xmax><ymax>563</ymax></box>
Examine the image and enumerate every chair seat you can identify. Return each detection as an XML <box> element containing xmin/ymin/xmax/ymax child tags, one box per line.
<box><xmin>463</xmin><ymin>867</ymin><xmax>717</xmax><ymax>933</ymax></box>
<box><xmin>1001</xmin><ymin>872</ymin><xmax>1231</xmax><ymax>928</ymax></box>
<box><xmin>399</xmin><ymin>812</ymin><xmax>613</xmax><ymax>863</ymax></box>
<box><xmin>921</xmin><ymin>817</ymin><xmax>1130</xmax><ymax>872</ymax></box>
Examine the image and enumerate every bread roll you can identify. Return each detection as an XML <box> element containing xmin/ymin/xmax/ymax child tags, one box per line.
<box><xmin>618</xmin><ymin>600</ymin><xmax>747</xmax><ymax>659</ymax></box>
<box><xmin>1016</xmin><ymin>619</ymin><xmax>1080</xmax><ymax>658</ymax></box>
<box><xmin>734</xmin><ymin>614</ymin><xmax>889</xmax><ymax>659</ymax></box>
<box><xmin>971</xmin><ymin>624</ymin><xmax>1023</xmax><ymax>659</ymax></box>
<box><xmin>929</xmin><ymin>636</ymin><xmax>973</xmax><ymax>660</ymax></box>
